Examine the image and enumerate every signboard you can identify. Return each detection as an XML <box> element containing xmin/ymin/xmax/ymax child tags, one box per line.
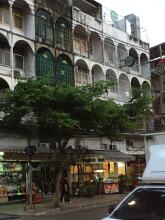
<box><xmin>110</xmin><ymin>10</ymin><xmax>118</xmax><ymax>23</ymax></box>
<box><xmin>24</xmin><ymin>146</ymin><xmax>37</xmax><ymax>157</ymax></box>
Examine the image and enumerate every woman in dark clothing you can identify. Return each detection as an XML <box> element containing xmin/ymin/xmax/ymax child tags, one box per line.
<box><xmin>60</xmin><ymin>178</ymin><xmax>70</xmax><ymax>202</ymax></box>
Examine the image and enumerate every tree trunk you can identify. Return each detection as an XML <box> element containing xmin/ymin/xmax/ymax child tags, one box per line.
<box><xmin>53</xmin><ymin>168</ymin><xmax>63</xmax><ymax>207</ymax></box>
<box><xmin>53</xmin><ymin>141</ymin><xmax>69</xmax><ymax>207</ymax></box>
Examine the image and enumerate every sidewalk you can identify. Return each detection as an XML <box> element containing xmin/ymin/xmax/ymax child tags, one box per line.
<box><xmin>0</xmin><ymin>194</ymin><xmax>127</xmax><ymax>216</ymax></box>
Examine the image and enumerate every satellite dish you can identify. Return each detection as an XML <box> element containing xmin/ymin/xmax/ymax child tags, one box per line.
<box><xmin>124</xmin><ymin>56</ymin><xmax>135</xmax><ymax>67</ymax></box>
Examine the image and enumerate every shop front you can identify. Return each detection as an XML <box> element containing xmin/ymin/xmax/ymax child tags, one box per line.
<box><xmin>0</xmin><ymin>150</ymin><xmax>59</xmax><ymax>203</ymax></box>
<box><xmin>70</xmin><ymin>156</ymin><xmax>105</xmax><ymax>195</ymax></box>
<box><xmin>70</xmin><ymin>151</ymin><xmax>135</xmax><ymax>195</ymax></box>
<box><xmin>0</xmin><ymin>160</ymin><xmax>26</xmax><ymax>203</ymax></box>
<box><xmin>101</xmin><ymin>150</ymin><xmax>135</xmax><ymax>194</ymax></box>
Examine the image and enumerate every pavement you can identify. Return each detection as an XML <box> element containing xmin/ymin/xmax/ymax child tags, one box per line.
<box><xmin>0</xmin><ymin>193</ymin><xmax>127</xmax><ymax>217</ymax></box>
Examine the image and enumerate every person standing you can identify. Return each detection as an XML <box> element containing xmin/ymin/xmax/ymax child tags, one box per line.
<box><xmin>60</xmin><ymin>178</ymin><xmax>70</xmax><ymax>202</ymax></box>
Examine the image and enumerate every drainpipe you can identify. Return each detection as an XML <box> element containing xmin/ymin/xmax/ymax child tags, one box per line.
<box><xmin>9</xmin><ymin>0</ymin><xmax>14</xmax><ymax>90</ymax></box>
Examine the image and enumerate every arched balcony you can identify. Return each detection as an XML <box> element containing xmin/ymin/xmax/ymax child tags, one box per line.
<box><xmin>75</xmin><ymin>59</ymin><xmax>89</xmax><ymax>86</ymax></box>
<box><xmin>140</xmin><ymin>53</ymin><xmax>149</xmax><ymax>78</ymax></box>
<box><xmin>106</xmin><ymin>69</ymin><xmax>118</xmax><ymax>94</ymax></box>
<box><xmin>129</xmin><ymin>48</ymin><xmax>139</xmax><ymax>72</ymax></box>
<box><xmin>91</xmin><ymin>64</ymin><xmax>104</xmax><ymax>83</ymax></box>
<box><xmin>0</xmin><ymin>33</ymin><xmax>10</xmax><ymax>76</ymax></box>
<box><xmin>117</xmin><ymin>43</ymin><xmax>128</xmax><ymax>70</ymax></box>
<box><xmin>56</xmin><ymin>54</ymin><xmax>73</xmax><ymax>85</ymax></box>
<box><xmin>13</xmin><ymin>0</ymin><xmax>34</xmax><ymax>39</ymax></box>
<box><xmin>89</xmin><ymin>32</ymin><xmax>103</xmax><ymax>64</ymax></box>
<box><xmin>55</xmin><ymin>17</ymin><xmax>72</xmax><ymax>52</ymax></box>
<box><xmin>119</xmin><ymin>73</ymin><xmax>131</xmax><ymax>102</ymax></box>
<box><xmin>74</xmin><ymin>25</ymin><xmax>88</xmax><ymax>57</ymax></box>
<box><xmin>104</xmin><ymin>38</ymin><xmax>116</xmax><ymax>66</ymax></box>
<box><xmin>131</xmin><ymin>77</ymin><xmax>140</xmax><ymax>97</ymax></box>
<box><xmin>14</xmin><ymin>40</ymin><xmax>35</xmax><ymax>78</ymax></box>
<box><xmin>35</xmin><ymin>9</ymin><xmax>54</xmax><ymax>45</ymax></box>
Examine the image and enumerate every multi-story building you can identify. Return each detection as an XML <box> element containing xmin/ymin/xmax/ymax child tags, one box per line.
<box><xmin>71</xmin><ymin>0</ymin><xmax>151</xmax><ymax>191</ymax></box>
<box><xmin>150</xmin><ymin>43</ymin><xmax>165</xmax><ymax>131</ymax></box>
<box><xmin>143</xmin><ymin>43</ymin><xmax>165</xmax><ymax>162</ymax></box>
<box><xmin>0</xmin><ymin>0</ymin><xmax>151</xmax><ymax>201</ymax></box>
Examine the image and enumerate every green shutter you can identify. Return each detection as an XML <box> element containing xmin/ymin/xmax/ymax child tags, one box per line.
<box><xmin>36</xmin><ymin>50</ymin><xmax>54</xmax><ymax>83</ymax></box>
<box><xmin>56</xmin><ymin>20</ymin><xmax>72</xmax><ymax>52</ymax></box>
<box><xmin>56</xmin><ymin>58</ymin><xmax>73</xmax><ymax>85</ymax></box>
<box><xmin>36</xmin><ymin>10</ymin><xmax>53</xmax><ymax>45</ymax></box>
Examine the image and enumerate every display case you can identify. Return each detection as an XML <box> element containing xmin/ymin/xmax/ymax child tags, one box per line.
<box><xmin>0</xmin><ymin>162</ymin><xmax>26</xmax><ymax>202</ymax></box>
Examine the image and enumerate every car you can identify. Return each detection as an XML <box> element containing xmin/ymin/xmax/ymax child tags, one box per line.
<box><xmin>101</xmin><ymin>144</ymin><xmax>165</xmax><ymax>220</ymax></box>
<box><xmin>102</xmin><ymin>185</ymin><xmax>165</xmax><ymax>220</ymax></box>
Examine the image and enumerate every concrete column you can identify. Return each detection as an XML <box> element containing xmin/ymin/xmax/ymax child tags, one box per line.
<box><xmin>138</xmin><ymin>55</ymin><xmax>141</xmax><ymax>75</ymax></box>
<box><xmin>88</xmin><ymin>68</ymin><xmax>93</xmax><ymax>84</ymax></box>
<box><xmin>9</xmin><ymin>1</ymin><xmax>14</xmax><ymax>90</ymax></box>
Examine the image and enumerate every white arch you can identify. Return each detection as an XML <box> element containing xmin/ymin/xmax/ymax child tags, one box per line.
<box><xmin>0</xmin><ymin>75</ymin><xmax>12</xmax><ymax>90</ymax></box>
<box><xmin>13</xmin><ymin>37</ymin><xmax>35</xmax><ymax>54</ymax></box>
<box><xmin>0</xmin><ymin>31</ymin><xmax>10</xmax><ymax>46</ymax></box>
<box><xmin>12</xmin><ymin>0</ymin><xmax>34</xmax><ymax>13</ymax></box>
<box><xmin>119</xmin><ymin>73</ymin><xmax>131</xmax><ymax>102</ymax></box>
<box><xmin>91</xmin><ymin>64</ymin><xmax>104</xmax><ymax>82</ymax></box>
<box><xmin>75</xmin><ymin>59</ymin><xmax>89</xmax><ymax>86</ymax></box>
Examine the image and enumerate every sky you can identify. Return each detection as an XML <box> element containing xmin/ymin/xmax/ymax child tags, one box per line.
<box><xmin>96</xmin><ymin>0</ymin><xmax>164</xmax><ymax>47</ymax></box>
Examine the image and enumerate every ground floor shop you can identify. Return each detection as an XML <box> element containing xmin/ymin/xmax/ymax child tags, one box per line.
<box><xmin>70</xmin><ymin>151</ymin><xmax>135</xmax><ymax>195</ymax></box>
<box><xmin>0</xmin><ymin>149</ymin><xmax>138</xmax><ymax>203</ymax></box>
<box><xmin>0</xmin><ymin>150</ymin><xmax>60</xmax><ymax>203</ymax></box>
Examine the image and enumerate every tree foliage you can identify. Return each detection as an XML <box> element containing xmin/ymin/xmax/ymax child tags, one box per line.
<box><xmin>124</xmin><ymin>88</ymin><xmax>153</xmax><ymax>132</ymax></box>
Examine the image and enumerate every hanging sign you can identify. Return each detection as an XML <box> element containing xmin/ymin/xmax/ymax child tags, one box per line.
<box><xmin>24</xmin><ymin>146</ymin><xmax>37</xmax><ymax>157</ymax></box>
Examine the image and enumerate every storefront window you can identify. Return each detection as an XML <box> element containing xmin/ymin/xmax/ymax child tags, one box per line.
<box><xmin>0</xmin><ymin>162</ymin><xmax>25</xmax><ymax>203</ymax></box>
<box><xmin>117</xmin><ymin>162</ymin><xmax>125</xmax><ymax>175</ymax></box>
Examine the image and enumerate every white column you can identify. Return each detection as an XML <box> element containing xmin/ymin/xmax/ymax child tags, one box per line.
<box><xmin>88</xmin><ymin>68</ymin><xmax>92</xmax><ymax>83</ymax></box>
<box><xmin>9</xmin><ymin>1</ymin><xmax>14</xmax><ymax>90</ymax></box>
<box><xmin>138</xmin><ymin>55</ymin><xmax>141</xmax><ymax>75</ymax></box>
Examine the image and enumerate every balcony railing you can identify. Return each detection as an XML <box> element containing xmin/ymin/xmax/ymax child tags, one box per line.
<box><xmin>0</xmin><ymin>49</ymin><xmax>24</xmax><ymax>70</ymax></box>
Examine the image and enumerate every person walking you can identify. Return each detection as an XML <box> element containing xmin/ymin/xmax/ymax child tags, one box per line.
<box><xmin>60</xmin><ymin>178</ymin><xmax>70</xmax><ymax>203</ymax></box>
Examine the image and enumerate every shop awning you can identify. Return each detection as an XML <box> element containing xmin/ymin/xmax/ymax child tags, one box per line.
<box><xmin>94</xmin><ymin>150</ymin><xmax>136</xmax><ymax>162</ymax></box>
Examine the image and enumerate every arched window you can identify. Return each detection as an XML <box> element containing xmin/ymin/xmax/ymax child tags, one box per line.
<box><xmin>36</xmin><ymin>48</ymin><xmax>54</xmax><ymax>81</ymax></box>
<box><xmin>55</xmin><ymin>18</ymin><xmax>72</xmax><ymax>52</ymax></box>
<box><xmin>56</xmin><ymin>55</ymin><xmax>73</xmax><ymax>85</ymax></box>
<box><xmin>35</xmin><ymin>9</ymin><xmax>53</xmax><ymax>45</ymax></box>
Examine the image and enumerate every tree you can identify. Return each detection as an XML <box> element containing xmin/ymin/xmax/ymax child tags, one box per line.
<box><xmin>0</xmin><ymin>78</ymin><xmax>121</xmax><ymax>206</ymax></box>
<box><xmin>124</xmin><ymin>88</ymin><xmax>153</xmax><ymax>132</ymax></box>
<box><xmin>99</xmin><ymin>100</ymin><xmax>130</xmax><ymax>145</ymax></box>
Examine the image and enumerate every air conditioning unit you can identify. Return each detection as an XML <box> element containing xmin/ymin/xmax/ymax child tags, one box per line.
<box><xmin>101</xmin><ymin>144</ymin><xmax>107</xmax><ymax>150</ymax></box>
<box><xmin>39</xmin><ymin>143</ymin><xmax>50</xmax><ymax>148</ymax></box>
<box><xmin>109</xmin><ymin>144</ymin><xmax>117</xmax><ymax>150</ymax></box>
<box><xmin>113</xmin><ymin>145</ymin><xmax>117</xmax><ymax>150</ymax></box>
<box><xmin>14</xmin><ymin>70</ymin><xmax>21</xmax><ymax>78</ymax></box>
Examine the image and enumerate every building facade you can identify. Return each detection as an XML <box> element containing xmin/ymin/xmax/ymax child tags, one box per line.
<box><xmin>0</xmin><ymin>0</ymin><xmax>151</xmax><ymax>201</ymax></box>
